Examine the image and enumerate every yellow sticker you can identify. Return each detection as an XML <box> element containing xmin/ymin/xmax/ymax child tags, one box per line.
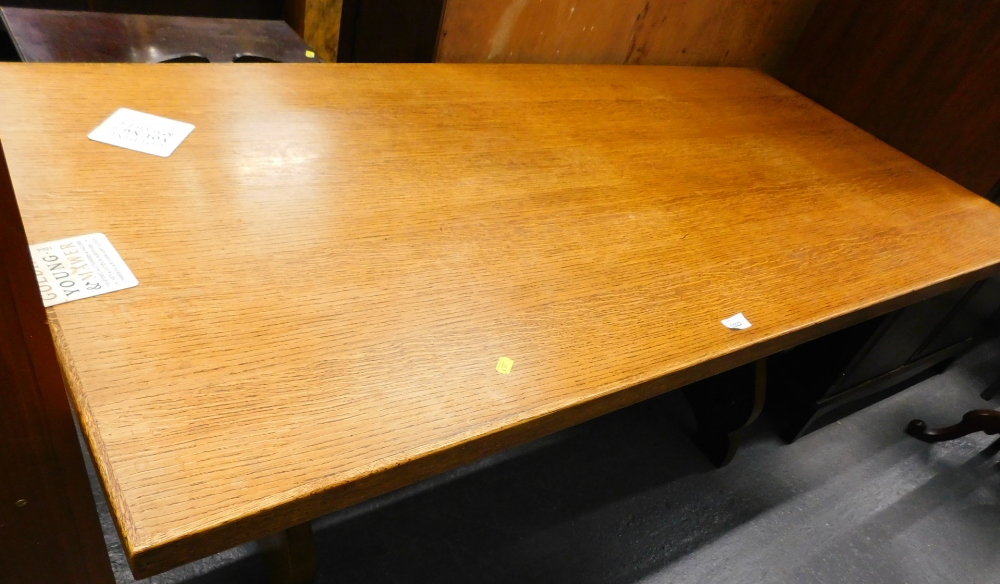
<box><xmin>305</xmin><ymin>50</ymin><xmax>316</xmax><ymax>58</ymax></box>
<box><xmin>496</xmin><ymin>357</ymin><xmax>514</xmax><ymax>374</ymax></box>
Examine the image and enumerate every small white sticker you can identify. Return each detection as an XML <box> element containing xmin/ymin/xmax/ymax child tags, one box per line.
<box><xmin>30</xmin><ymin>233</ymin><xmax>138</xmax><ymax>307</ymax></box>
<box><xmin>721</xmin><ymin>312</ymin><xmax>752</xmax><ymax>330</ymax></box>
<box><xmin>88</xmin><ymin>108</ymin><xmax>194</xmax><ymax>157</ymax></box>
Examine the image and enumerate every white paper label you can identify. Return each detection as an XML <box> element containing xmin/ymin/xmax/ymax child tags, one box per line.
<box><xmin>721</xmin><ymin>312</ymin><xmax>752</xmax><ymax>330</ymax></box>
<box><xmin>88</xmin><ymin>108</ymin><xmax>194</xmax><ymax>157</ymax></box>
<box><xmin>30</xmin><ymin>234</ymin><xmax>138</xmax><ymax>307</ymax></box>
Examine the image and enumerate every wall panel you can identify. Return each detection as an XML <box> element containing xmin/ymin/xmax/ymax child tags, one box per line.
<box><xmin>781</xmin><ymin>0</ymin><xmax>1000</xmax><ymax>196</ymax></box>
<box><xmin>438</xmin><ymin>0</ymin><xmax>820</xmax><ymax>74</ymax></box>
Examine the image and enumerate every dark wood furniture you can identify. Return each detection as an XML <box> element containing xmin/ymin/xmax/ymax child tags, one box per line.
<box><xmin>434</xmin><ymin>0</ymin><xmax>819</xmax><ymax>74</ymax></box>
<box><xmin>771</xmin><ymin>272</ymin><xmax>1000</xmax><ymax>441</ymax></box>
<box><xmin>1</xmin><ymin>0</ymin><xmax>284</xmax><ymax>20</ymax></box>
<box><xmin>780</xmin><ymin>0</ymin><xmax>1000</xmax><ymax>197</ymax></box>
<box><xmin>907</xmin><ymin>410</ymin><xmax>1000</xmax><ymax>444</ymax></box>
<box><xmin>0</xmin><ymin>7</ymin><xmax>320</xmax><ymax>63</ymax></box>
<box><xmin>335</xmin><ymin>0</ymin><xmax>819</xmax><ymax>69</ymax></box>
<box><xmin>683</xmin><ymin>360</ymin><xmax>767</xmax><ymax>467</ymax></box>
<box><xmin>0</xmin><ymin>143</ymin><xmax>115</xmax><ymax>583</ymax></box>
<box><xmin>768</xmin><ymin>0</ymin><xmax>1000</xmax><ymax>440</ymax></box>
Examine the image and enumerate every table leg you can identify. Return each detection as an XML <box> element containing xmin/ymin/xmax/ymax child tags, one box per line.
<box><xmin>682</xmin><ymin>359</ymin><xmax>766</xmax><ymax>467</ymax></box>
<box><xmin>906</xmin><ymin>409</ymin><xmax>1000</xmax><ymax>443</ymax></box>
<box><xmin>261</xmin><ymin>522</ymin><xmax>317</xmax><ymax>584</ymax></box>
<box><xmin>980</xmin><ymin>376</ymin><xmax>1000</xmax><ymax>401</ymax></box>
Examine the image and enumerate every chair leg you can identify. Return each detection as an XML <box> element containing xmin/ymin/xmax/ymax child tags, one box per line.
<box><xmin>906</xmin><ymin>409</ymin><xmax>1000</xmax><ymax>443</ymax></box>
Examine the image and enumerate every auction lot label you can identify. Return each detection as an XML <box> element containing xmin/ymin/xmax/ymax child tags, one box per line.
<box><xmin>31</xmin><ymin>233</ymin><xmax>138</xmax><ymax>307</ymax></box>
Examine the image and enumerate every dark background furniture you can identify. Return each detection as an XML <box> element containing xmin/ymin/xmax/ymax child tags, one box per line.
<box><xmin>780</xmin><ymin>0</ymin><xmax>1000</xmax><ymax>198</ymax></box>
<box><xmin>769</xmin><ymin>0</ymin><xmax>1000</xmax><ymax>440</ymax></box>
<box><xmin>1</xmin><ymin>0</ymin><xmax>283</xmax><ymax>19</ymax></box>
<box><xmin>0</xmin><ymin>0</ymin><xmax>339</xmax><ymax>61</ymax></box>
<box><xmin>0</xmin><ymin>7</ymin><xmax>319</xmax><ymax>62</ymax></box>
<box><xmin>769</xmin><ymin>261</ymin><xmax>1000</xmax><ymax>440</ymax></box>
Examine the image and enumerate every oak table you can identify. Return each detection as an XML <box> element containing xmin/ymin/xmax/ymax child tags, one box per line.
<box><xmin>2</xmin><ymin>63</ymin><xmax>1000</xmax><ymax>581</ymax></box>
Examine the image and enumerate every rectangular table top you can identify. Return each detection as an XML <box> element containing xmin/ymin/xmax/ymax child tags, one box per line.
<box><xmin>2</xmin><ymin>63</ymin><xmax>1000</xmax><ymax>577</ymax></box>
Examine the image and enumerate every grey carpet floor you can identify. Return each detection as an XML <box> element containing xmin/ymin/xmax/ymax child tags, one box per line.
<box><xmin>87</xmin><ymin>338</ymin><xmax>1000</xmax><ymax>584</ymax></box>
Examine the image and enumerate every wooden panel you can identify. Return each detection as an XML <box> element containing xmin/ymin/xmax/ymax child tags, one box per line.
<box><xmin>437</xmin><ymin>0</ymin><xmax>820</xmax><ymax>74</ymax></box>
<box><xmin>0</xmin><ymin>142</ymin><xmax>114</xmax><ymax>583</ymax></box>
<box><xmin>781</xmin><ymin>0</ymin><xmax>1000</xmax><ymax>196</ymax></box>
<box><xmin>302</xmin><ymin>0</ymin><xmax>342</xmax><ymax>62</ymax></box>
<box><xmin>4</xmin><ymin>64</ymin><xmax>1000</xmax><ymax>576</ymax></box>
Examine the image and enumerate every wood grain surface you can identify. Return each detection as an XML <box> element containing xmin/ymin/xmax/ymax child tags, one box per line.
<box><xmin>2</xmin><ymin>63</ymin><xmax>1000</xmax><ymax>577</ymax></box>
<box><xmin>301</xmin><ymin>0</ymin><xmax>342</xmax><ymax>62</ymax></box>
<box><xmin>437</xmin><ymin>0</ymin><xmax>819</xmax><ymax>74</ymax></box>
